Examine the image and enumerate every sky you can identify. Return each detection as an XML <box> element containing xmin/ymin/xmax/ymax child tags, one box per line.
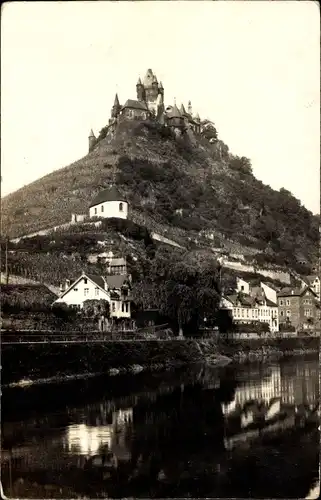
<box><xmin>1</xmin><ymin>0</ymin><xmax>320</xmax><ymax>214</ymax></box>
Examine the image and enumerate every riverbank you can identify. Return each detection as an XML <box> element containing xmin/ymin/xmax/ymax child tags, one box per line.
<box><xmin>218</xmin><ymin>336</ymin><xmax>319</xmax><ymax>363</ymax></box>
<box><xmin>2</xmin><ymin>337</ymin><xmax>318</xmax><ymax>387</ymax></box>
<box><xmin>1</xmin><ymin>339</ymin><xmax>229</xmax><ymax>387</ymax></box>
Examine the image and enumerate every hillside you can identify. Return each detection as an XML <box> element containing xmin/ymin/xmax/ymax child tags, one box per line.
<box><xmin>1</xmin><ymin>118</ymin><xmax>318</xmax><ymax>272</ymax></box>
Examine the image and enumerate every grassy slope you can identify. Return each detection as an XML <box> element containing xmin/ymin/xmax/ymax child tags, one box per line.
<box><xmin>1</xmin><ymin>119</ymin><xmax>318</xmax><ymax>268</ymax></box>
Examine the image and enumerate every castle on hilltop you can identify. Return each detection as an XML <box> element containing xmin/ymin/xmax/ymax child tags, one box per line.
<box><xmin>88</xmin><ymin>68</ymin><xmax>203</xmax><ymax>151</ymax></box>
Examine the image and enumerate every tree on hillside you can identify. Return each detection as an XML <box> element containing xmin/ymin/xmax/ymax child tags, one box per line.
<box><xmin>155</xmin><ymin>253</ymin><xmax>221</xmax><ymax>337</ymax></box>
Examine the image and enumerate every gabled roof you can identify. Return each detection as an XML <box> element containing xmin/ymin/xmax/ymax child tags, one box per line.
<box><xmin>89</xmin><ymin>186</ymin><xmax>127</xmax><ymax>208</ymax></box>
<box><xmin>277</xmin><ymin>286</ymin><xmax>317</xmax><ymax>298</ymax></box>
<box><xmin>122</xmin><ymin>99</ymin><xmax>149</xmax><ymax>111</ymax></box>
<box><xmin>86</xmin><ymin>274</ymin><xmax>106</xmax><ymax>290</ymax></box>
<box><xmin>105</xmin><ymin>274</ymin><xmax>130</xmax><ymax>290</ymax></box>
<box><xmin>56</xmin><ymin>274</ymin><xmax>109</xmax><ymax>301</ymax></box>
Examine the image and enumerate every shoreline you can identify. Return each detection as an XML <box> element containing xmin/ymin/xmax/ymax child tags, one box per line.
<box><xmin>2</xmin><ymin>338</ymin><xmax>318</xmax><ymax>388</ymax></box>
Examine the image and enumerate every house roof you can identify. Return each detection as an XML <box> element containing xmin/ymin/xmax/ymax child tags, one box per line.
<box><xmin>277</xmin><ymin>285</ymin><xmax>317</xmax><ymax>298</ymax></box>
<box><xmin>277</xmin><ymin>287</ymin><xmax>302</xmax><ymax>297</ymax></box>
<box><xmin>166</xmin><ymin>104</ymin><xmax>184</xmax><ymax>120</ymax></box>
<box><xmin>306</xmin><ymin>275</ymin><xmax>320</xmax><ymax>282</ymax></box>
<box><xmin>123</xmin><ymin>99</ymin><xmax>149</xmax><ymax>111</ymax></box>
<box><xmin>224</xmin><ymin>294</ymin><xmax>256</xmax><ymax>308</ymax></box>
<box><xmin>89</xmin><ymin>186</ymin><xmax>127</xmax><ymax>208</ymax></box>
<box><xmin>266</xmin><ymin>298</ymin><xmax>277</xmax><ymax>307</ymax></box>
<box><xmin>57</xmin><ymin>274</ymin><xmax>109</xmax><ymax>301</ymax></box>
<box><xmin>86</xmin><ymin>274</ymin><xmax>106</xmax><ymax>290</ymax></box>
<box><xmin>105</xmin><ymin>274</ymin><xmax>129</xmax><ymax>290</ymax></box>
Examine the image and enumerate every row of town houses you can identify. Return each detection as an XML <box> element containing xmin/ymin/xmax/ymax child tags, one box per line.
<box><xmin>53</xmin><ymin>255</ymin><xmax>320</xmax><ymax>332</ymax></box>
<box><xmin>220</xmin><ymin>276</ymin><xmax>320</xmax><ymax>332</ymax></box>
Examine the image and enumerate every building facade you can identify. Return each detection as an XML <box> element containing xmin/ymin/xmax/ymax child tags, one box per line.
<box><xmin>55</xmin><ymin>272</ymin><xmax>131</xmax><ymax>319</ymax></box>
<box><xmin>277</xmin><ymin>286</ymin><xmax>319</xmax><ymax>330</ymax></box>
<box><xmin>89</xmin><ymin>186</ymin><xmax>128</xmax><ymax>220</ymax></box>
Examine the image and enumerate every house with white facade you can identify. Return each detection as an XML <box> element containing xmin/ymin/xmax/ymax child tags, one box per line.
<box><xmin>54</xmin><ymin>272</ymin><xmax>131</xmax><ymax>319</ymax></box>
<box><xmin>220</xmin><ymin>278</ymin><xmax>279</xmax><ymax>332</ymax></box>
<box><xmin>89</xmin><ymin>186</ymin><xmax>128</xmax><ymax>220</ymax></box>
<box><xmin>304</xmin><ymin>275</ymin><xmax>320</xmax><ymax>301</ymax></box>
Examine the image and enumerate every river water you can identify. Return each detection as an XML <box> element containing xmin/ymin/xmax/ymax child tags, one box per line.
<box><xmin>1</xmin><ymin>355</ymin><xmax>319</xmax><ymax>498</ymax></box>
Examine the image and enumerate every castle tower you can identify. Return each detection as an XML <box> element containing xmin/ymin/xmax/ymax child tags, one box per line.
<box><xmin>188</xmin><ymin>100</ymin><xmax>193</xmax><ymax>115</ymax></box>
<box><xmin>159</xmin><ymin>81</ymin><xmax>164</xmax><ymax>99</ymax></box>
<box><xmin>136</xmin><ymin>77</ymin><xmax>145</xmax><ymax>101</ymax></box>
<box><xmin>88</xmin><ymin>129</ymin><xmax>96</xmax><ymax>152</ymax></box>
<box><xmin>111</xmin><ymin>93</ymin><xmax>121</xmax><ymax>118</ymax></box>
<box><xmin>143</xmin><ymin>69</ymin><xmax>160</xmax><ymax>114</ymax></box>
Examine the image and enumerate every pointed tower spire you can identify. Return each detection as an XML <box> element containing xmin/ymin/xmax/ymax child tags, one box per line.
<box><xmin>89</xmin><ymin>128</ymin><xmax>95</xmax><ymax>138</ymax></box>
<box><xmin>188</xmin><ymin>100</ymin><xmax>192</xmax><ymax>115</ymax></box>
<box><xmin>114</xmin><ymin>93</ymin><xmax>120</xmax><ymax>106</ymax></box>
<box><xmin>180</xmin><ymin>103</ymin><xmax>186</xmax><ymax>115</ymax></box>
<box><xmin>137</xmin><ymin>77</ymin><xmax>142</xmax><ymax>85</ymax></box>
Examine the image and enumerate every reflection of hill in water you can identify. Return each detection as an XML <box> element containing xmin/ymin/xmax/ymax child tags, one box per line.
<box><xmin>1</xmin><ymin>357</ymin><xmax>319</xmax><ymax>499</ymax></box>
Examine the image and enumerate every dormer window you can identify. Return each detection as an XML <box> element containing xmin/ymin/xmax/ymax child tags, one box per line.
<box><xmin>119</xmin><ymin>202</ymin><xmax>123</xmax><ymax>212</ymax></box>
<box><xmin>101</xmin><ymin>205</ymin><xmax>104</xmax><ymax>212</ymax></box>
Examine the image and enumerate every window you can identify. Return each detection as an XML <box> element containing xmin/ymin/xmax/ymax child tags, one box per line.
<box><xmin>125</xmin><ymin>303</ymin><xmax>129</xmax><ymax>313</ymax></box>
<box><xmin>95</xmin><ymin>288</ymin><xmax>99</xmax><ymax>296</ymax></box>
<box><xmin>286</xmin><ymin>300</ymin><xmax>290</xmax><ymax>306</ymax></box>
<box><xmin>112</xmin><ymin>302</ymin><xmax>116</xmax><ymax>312</ymax></box>
<box><xmin>119</xmin><ymin>202</ymin><xmax>123</xmax><ymax>212</ymax></box>
<box><xmin>84</xmin><ymin>278</ymin><xmax>87</xmax><ymax>284</ymax></box>
<box><xmin>241</xmin><ymin>285</ymin><xmax>244</xmax><ymax>291</ymax></box>
<box><xmin>279</xmin><ymin>300</ymin><xmax>284</xmax><ymax>306</ymax></box>
<box><xmin>94</xmin><ymin>207</ymin><xmax>97</xmax><ymax>215</ymax></box>
<box><xmin>84</xmin><ymin>288</ymin><xmax>89</xmax><ymax>296</ymax></box>
<box><xmin>286</xmin><ymin>310</ymin><xmax>291</xmax><ymax>317</ymax></box>
<box><xmin>101</xmin><ymin>205</ymin><xmax>104</xmax><ymax>212</ymax></box>
<box><xmin>122</xmin><ymin>303</ymin><xmax>125</xmax><ymax>312</ymax></box>
<box><xmin>304</xmin><ymin>309</ymin><xmax>311</xmax><ymax>317</ymax></box>
<box><xmin>74</xmin><ymin>288</ymin><xmax>78</xmax><ymax>292</ymax></box>
<box><xmin>242</xmin><ymin>309</ymin><xmax>244</xmax><ymax>317</ymax></box>
<box><xmin>280</xmin><ymin>311</ymin><xmax>284</xmax><ymax>317</ymax></box>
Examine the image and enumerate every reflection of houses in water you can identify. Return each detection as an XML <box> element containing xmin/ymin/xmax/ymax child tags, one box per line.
<box><xmin>222</xmin><ymin>366</ymin><xmax>282</xmax><ymax>415</ymax></box>
<box><xmin>63</xmin><ymin>408</ymin><xmax>133</xmax><ymax>464</ymax></box>
<box><xmin>222</xmin><ymin>362</ymin><xmax>319</xmax><ymax>415</ymax></box>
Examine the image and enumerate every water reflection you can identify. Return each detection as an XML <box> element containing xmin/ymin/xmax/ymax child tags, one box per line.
<box><xmin>1</xmin><ymin>356</ymin><xmax>319</xmax><ymax>499</ymax></box>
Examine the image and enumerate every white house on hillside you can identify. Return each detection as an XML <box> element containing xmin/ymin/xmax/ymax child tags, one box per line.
<box><xmin>54</xmin><ymin>272</ymin><xmax>131</xmax><ymax>318</ymax></box>
<box><xmin>89</xmin><ymin>186</ymin><xmax>128</xmax><ymax>220</ymax></box>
